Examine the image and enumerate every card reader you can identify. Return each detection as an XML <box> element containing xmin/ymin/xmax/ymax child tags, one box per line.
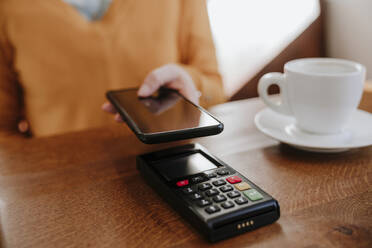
<box><xmin>136</xmin><ymin>144</ymin><xmax>280</xmax><ymax>242</ymax></box>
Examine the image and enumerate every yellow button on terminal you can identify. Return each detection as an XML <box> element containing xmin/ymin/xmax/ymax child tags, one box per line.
<box><xmin>234</xmin><ymin>182</ymin><xmax>251</xmax><ymax>191</ymax></box>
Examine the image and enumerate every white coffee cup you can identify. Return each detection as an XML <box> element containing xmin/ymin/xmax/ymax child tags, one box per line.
<box><xmin>258</xmin><ymin>58</ymin><xmax>366</xmax><ymax>134</ymax></box>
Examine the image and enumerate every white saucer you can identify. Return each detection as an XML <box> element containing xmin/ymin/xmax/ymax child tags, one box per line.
<box><xmin>254</xmin><ymin>108</ymin><xmax>372</xmax><ymax>153</ymax></box>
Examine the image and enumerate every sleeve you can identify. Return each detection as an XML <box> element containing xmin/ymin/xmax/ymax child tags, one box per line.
<box><xmin>178</xmin><ymin>0</ymin><xmax>226</xmax><ymax>108</ymax></box>
<box><xmin>0</xmin><ymin>14</ymin><xmax>24</xmax><ymax>138</ymax></box>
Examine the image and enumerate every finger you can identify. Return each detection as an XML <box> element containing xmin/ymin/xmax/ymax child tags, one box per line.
<box><xmin>138</xmin><ymin>65</ymin><xmax>179</xmax><ymax>97</ymax></box>
<box><xmin>138</xmin><ymin>64</ymin><xmax>200</xmax><ymax>104</ymax></box>
<box><xmin>153</xmin><ymin>65</ymin><xmax>199</xmax><ymax>103</ymax></box>
<box><xmin>18</xmin><ymin>120</ymin><xmax>29</xmax><ymax>133</ymax></box>
<box><xmin>167</xmin><ymin>79</ymin><xmax>200</xmax><ymax>105</ymax></box>
<box><xmin>114</xmin><ymin>113</ymin><xmax>124</xmax><ymax>122</ymax></box>
<box><xmin>102</xmin><ymin>102</ymin><xmax>117</xmax><ymax>114</ymax></box>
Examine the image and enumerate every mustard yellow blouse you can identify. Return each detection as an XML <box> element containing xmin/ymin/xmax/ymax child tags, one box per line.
<box><xmin>0</xmin><ymin>0</ymin><xmax>225</xmax><ymax>137</ymax></box>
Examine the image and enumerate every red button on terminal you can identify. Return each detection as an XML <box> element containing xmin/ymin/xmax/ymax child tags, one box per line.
<box><xmin>226</xmin><ymin>176</ymin><xmax>242</xmax><ymax>184</ymax></box>
<box><xmin>176</xmin><ymin>179</ymin><xmax>189</xmax><ymax>187</ymax></box>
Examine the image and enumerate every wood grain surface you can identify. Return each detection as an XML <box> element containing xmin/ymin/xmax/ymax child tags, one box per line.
<box><xmin>0</xmin><ymin>91</ymin><xmax>371</xmax><ymax>248</ymax></box>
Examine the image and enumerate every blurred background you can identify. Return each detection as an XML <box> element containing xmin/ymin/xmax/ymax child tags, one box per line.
<box><xmin>207</xmin><ymin>0</ymin><xmax>372</xmax><ymax>101</ymax></box>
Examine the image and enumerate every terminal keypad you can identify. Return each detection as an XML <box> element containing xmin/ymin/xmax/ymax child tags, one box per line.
<box><xmin>179</xmin><ymin>170</ymin><xmax>264</xmax><ymax>215</ymax></box>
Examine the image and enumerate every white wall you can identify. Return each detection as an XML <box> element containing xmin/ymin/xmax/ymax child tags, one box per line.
<box><xmin>208</xmin><ymin>0</ymin><xmax>320</xmax><ymax>97</ymax></box>
<box><xmin>324</xmin><ymin>0</ymin><xmax>372</xmax><ymax>80</ymax></box>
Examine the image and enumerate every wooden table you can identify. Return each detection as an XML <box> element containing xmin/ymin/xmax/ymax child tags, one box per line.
<box><xmin>0</xmin><ymin>90</ymin><xmax>371</xmax><ymax>247</ymax></box>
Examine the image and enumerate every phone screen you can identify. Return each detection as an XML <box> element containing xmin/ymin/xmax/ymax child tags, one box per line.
<box><xmin>108</xmin><ymin>88</ymin><xmax>221</xmax><ymax>134</ymax></box>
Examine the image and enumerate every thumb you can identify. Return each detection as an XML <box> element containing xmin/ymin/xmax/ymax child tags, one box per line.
<box><xmin>138</xmin><ymin>65</ymin><xmax>180</xmax><ymax>97</ymax></box>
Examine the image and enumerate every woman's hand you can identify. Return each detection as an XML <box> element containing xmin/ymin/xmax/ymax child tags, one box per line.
<box><xmin>138</xmin><ymin>64</ymin><xmax>200</xmax><ymax>104</ymax></box>
<box><xmin>102</xmin><ymin>64</ymin><xmax>200</xmax><ymax>122</ymax></box>
<box><xmin>101</xmin><ymin>102</ymin><xmax>125</xmax><ymax>122</ymax></box>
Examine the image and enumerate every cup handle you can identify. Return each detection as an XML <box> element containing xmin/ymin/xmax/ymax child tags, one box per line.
<box><xmin>258</xmin><ymin>72</ymin><xmax>292</xmax><ymax>115</ymax></box>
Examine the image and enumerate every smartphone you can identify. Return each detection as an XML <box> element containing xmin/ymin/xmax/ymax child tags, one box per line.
<box><xmin>106</xmin><ymin>88</ymin><xmax>224</xmax><ymax>144</ymax></box>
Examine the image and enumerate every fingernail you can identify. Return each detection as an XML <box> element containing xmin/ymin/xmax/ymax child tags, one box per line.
<box><xmin>18</xmin><ymin>121</ymin><xmax>29</xmax><ymax>133</ymax></box>
<box><xmin>138</xmin><ymin>85</ymin><xmax>152</xmax><ymax>96</ymax></box>
<box><xmin>102</xmin><ymin>102</ymin><xmax>110</xmax><ymax>110</ymax></box>
<box><xmin>115</xmin><ymin>114</ymin><xmax>123</xmax><ymax>122</ymax></box>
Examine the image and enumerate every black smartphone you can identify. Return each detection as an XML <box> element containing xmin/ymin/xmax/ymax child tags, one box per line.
<box><xmin>106</xmin><ymin>88</ymin><xmax>224</xmax><ymax>144</ymax></box>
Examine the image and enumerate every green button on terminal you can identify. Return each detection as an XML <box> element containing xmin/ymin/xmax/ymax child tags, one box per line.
<box><xmin>243</xmin><ymin>189</ymin><xmax>263</xmax><ymax>201</ymax></box>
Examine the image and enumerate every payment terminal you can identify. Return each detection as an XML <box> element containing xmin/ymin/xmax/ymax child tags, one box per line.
<box><xmin>137</xmin><ymin>144</ymin><xmax>280</xmax><ymax>242</ymax></box>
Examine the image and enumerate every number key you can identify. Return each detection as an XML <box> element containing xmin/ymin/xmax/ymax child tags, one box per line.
<box><xmin>221</xmin><ymin>201</ymin><xmax>234</xmax><ymax>209</ymax></box>
<box><xmin>182</xmin><ymin>187</ymin><xmax>195</xmax><ymax>194</ymax></box>
<box><xmin>197</xmin><ymin>199</ymin><xmax>212</xmax><ymax>207</ymax></box>
<box><xmin>205</xmin><ymin>205</ymin><xmax>221</xmax><ymax>214</ymax></box>
<box><xmin>206</xmin><ymin>188</ymin><xmax>219</xmax><ymax>197</ymax></box>
<box><xmin>227</xmin><ymin>191</ymin><xmax>241</xmax><ymax>199</ymax></box>
<box><xmin>198</xmin><ymin>183</ymin><xmax>212</xmax><ymax>191</ymax></box>
<box><xmin>190</xmin><ymin>193</ymin><xmax>203</xmax><ymax>200</ymax></box>
<box><xmin>213</xmin><ymin>195</ymin><xmax>227</xmax><ymax>203</ymax></box>
<box><xmin>220</xmin><ymin>185</ymin><xmax>233</xmax><ymax>192</ymax></box>
<box><xmin>212</xmin><ymin>179</ymin><xmax>226</xmax><ymax>187</ymax></box>
<box><xmin>235</xmin><ymin>197</ymin><xmax>248</xmax><ymax>205</ymax></box>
